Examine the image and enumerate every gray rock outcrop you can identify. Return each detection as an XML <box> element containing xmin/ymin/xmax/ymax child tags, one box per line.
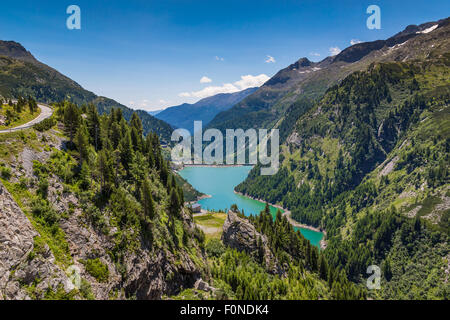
<box><xmin>221</xmin><ymin>210</ymin><xmax>285</xmax><ymax>276</ymax></box>
<box><xmin>0</xmin><ymin>182</ymin><xmax>71</xmax><ymax>299</ymax></box>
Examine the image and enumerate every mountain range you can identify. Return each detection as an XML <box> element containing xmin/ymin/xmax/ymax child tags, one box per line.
<box><xmin>207</xmin><ymin>18</ymin><xmax>450</xmax><ymax>134</ymax></box>
<box><xmin>0</xmin><ymin>41</ymin><xmax>173</xmax><ymax>143</ymax></box>
<box><xmin>154</xmin><ymin>87</ymin><xmax>258</xmax><ymax>133</ymax></box>
<box><xmin>0</xmin><ymin>15</ymin><xmax>448</xmax><ymax>300</ymax></box>
<box><xmin>235</xmin><ymin>17</ymin><xmax>450</xmax><ymax>299</ymax></box>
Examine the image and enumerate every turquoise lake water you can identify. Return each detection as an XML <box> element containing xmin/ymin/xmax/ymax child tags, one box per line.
<box><xmin>179</xmin><ymin>166</ymin><xmax>323</xmax><ymax>247</ymax></box>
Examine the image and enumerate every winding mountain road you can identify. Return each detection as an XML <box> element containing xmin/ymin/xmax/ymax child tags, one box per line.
<box><xmin>0</xmin><ymin>104</ymin><xmax>53</xmax><ymax>134</ymax></box>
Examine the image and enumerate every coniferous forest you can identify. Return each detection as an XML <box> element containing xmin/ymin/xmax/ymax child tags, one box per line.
<box><xmin>0</xmin><ymin>7</ymin><xmax>449</xmax><ymax>303</ymax></box>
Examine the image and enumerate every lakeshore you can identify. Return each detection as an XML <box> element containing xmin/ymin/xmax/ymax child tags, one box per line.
<box><xmin>174</xmin><ymin>163</ymin><xmax>252</xmax><ymax>172</ymax></box>
<box><xmin>178</xmin><ymin>165</ymin><xmax>325</xmax><ymax>248</ymax></box>
<box><xmin>184</xmin><ymin>164</ymin><xmax>250</xmax><ymax>168</ymax></box>
<box><xmin>185</xmin><ymin>193</ymin><xmax>212</xmax><ymax>206</ymax></box>
<box><xmin>234</xmin><ymin>190</ymin><xmax>327</xmax><ymax>249</ymax></box>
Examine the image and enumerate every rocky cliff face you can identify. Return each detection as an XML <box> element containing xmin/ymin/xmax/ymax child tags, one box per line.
<box><xmin>0</xmin><ymin>129</ymin><xmax>205</xmax><ymax>300</ymax></box>
<box><xmin>221</xmin><ymin>210</ymin><xmax>284</xmax><ymax>276</ymax></box>
<box><xmin>0</xmin><ymin>182</ymin><xmax>71</xmax><ymax>299</ymax></box>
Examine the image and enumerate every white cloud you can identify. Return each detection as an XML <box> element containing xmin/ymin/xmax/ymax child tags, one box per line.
<box><xmin>128</xmin><ymin>99</ymin><xmax>169</xmax><ymax>111</ymax></box>
<box><xmin>234</xmin><ymin>74</ymin><xmax>269</xmax><ymax>90</ymax></box>
<box><xmin>124</xmin><ymin>97</ymin><xmax>171</xmax><ymax>112</ymax></box>
<box><xmin>310</xmin><ymin>52</ymin><xmax>321</xmax><ymax>57</ymax></box>
<box><xmin>215</xmin><ymin>56</ymin><xmax>224</xmax><ymax>61</ymax></box>
<box><xmin>265</xmin><ymin>55</ymin><xmax>276</xmax><ymax>63</ymax></box>
<box><xmin>188</xmin><ymin>83</ymin><xmax>239</xmax><ymax>99</ymax></box>
<box><xmin>129</xmin><ymin>99</ymin><xmax>149</xmax><ymax>110</ymax></box>
<box><xmin>350</xmin><ymin>39</ymin><xmax>362</xmax><ymax>45</ymax></box>
<box><xmin>329</xmin><ymin>47</ymin><xmax>342</xmax><ymax>56</ymax></box>
<box><xmin>179</xmin><ymin>74</ymin><xmax>269</xmax><ymax>99</ymax></box>
<box><xmin>200</xmin><ymin>76</ymin><xmax>212</xmax><ymax>83</ymax></box>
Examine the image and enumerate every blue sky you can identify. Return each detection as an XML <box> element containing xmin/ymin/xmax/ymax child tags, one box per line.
<box><xmin>0</xmin><ymin>0</ymin><xmax>449</xmax><ymax>111</ymax></box>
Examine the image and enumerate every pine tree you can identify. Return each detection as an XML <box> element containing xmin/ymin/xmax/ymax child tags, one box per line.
<box><xmin>75</xmin><ymin>122</ymin><xmax>90</xmax><ymax>163</ymax></box>
<box><xmin>79</xmin><ymin>161</ymin><xmax>91</xmax><ymax>190</ymax></box>
<box><xmin>63</xmin><ymin>102</ymin><xmax>81</xmax><ymax>143</ymax></box>
<box><xmin>86</xmin><ymin>104</ymin><xmax>101</xmax><ymax>150</ymax></box>
<box><xmin>119</xmin><ymin>130</ymin><xmax>134</xmax><ymax>170</ymax></box>
<box><xmin>130</xmin><ymin>112</ymin><xmax>143</xmax><ymax>136</ymax></box>
<box><xmin>142</xmin><ymin>178</ymin><xmax>155</xmax><ymax>219</ymax></box>
<box><xmin>131</xmin><ymin>127</ymin><xmax>141</xmax><ymax>152</ymax></box>
<box><xmin>169</xmin><ymin>189</ymin><xmax>181</xmax><ymax>217</ymax></box>
<box><xmin>28</xmin><ymin>96</ymin><xmax>38</xmax><ymax>114</ymax></box>
<box><xmin>318</xmin><ymin>254</ymin><xmax>328</xmax><ymax>281</ymax></box>
<box><xmin>160</xmin><ymin>161</ymin><xmax>169</xmax><ymax>187</ymax></box>
<box><xmin>327</xmin><ymin>267</ymin><xmax>334</xmax><ymax>288</ymax></box>
<box><xmin>177</xmin><ymin>186</ymin><xmax>184</xmax><ymax>205</ymax></box>
<box><xmin>113</xmin><ymin>108</ymin><xmax>123</xmax><ymax>123</ymax></box>
<box><xmin>264</xmin><ymin>203</ymin><xmax>270</xmax><ymax>215</ymax></box>
<box><xmin>5</xmin><ymin>109</ymin><xmax>14</xmax><ymax>125</ymax></box>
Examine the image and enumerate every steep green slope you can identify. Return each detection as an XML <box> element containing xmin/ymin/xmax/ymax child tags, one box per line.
<box><xmin>236</xmin><ymin>49</ymin><xmax>450</xmax><ymax>299</ymax></box>
<box><xmin>0</xmin><ymin>41</ymin><xmax>173</xmax><ymax>143</ymax></box>
<box><xmin>176</xmin><ymin>205</ymin><xmax>365</xmax><ymax>300</ymax></box>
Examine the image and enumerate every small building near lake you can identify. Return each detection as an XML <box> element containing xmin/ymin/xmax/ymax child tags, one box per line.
<box><xmin>190</xmin><ymin>203</ymin><xmax>202</xmax><ymax>213</ymax></box>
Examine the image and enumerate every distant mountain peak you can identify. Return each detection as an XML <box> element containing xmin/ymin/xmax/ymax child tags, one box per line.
<box><xmin>0</xmin><ymin>40</ymin><xmax>37</xmax><ymax>64</ymax></box>
<box><xmin>333</xmin><ymin>17</ymin><xmax>449</xmax><ymax>64</ymax></box>
<box><xmin>290</xmin><ymin>57</ymin><xmax>312</xmax><ymax>69</ymax></box>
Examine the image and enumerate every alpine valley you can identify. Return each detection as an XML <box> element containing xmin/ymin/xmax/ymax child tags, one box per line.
<box><xmin>0</xmin><ymin>15</ymin><xmax>448</xmax><ymax>301</ymax></box>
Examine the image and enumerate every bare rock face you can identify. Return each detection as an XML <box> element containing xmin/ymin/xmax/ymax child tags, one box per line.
<box><xmin>287</xmin><ymin>131</ymin><xmax>302</xmax><ymax>147</ymax></box>
<box><xmin>0</xmin><ymin>182</ymin><xmax>71</xmax><ymax>300</ymax></box>
<box><xmin>221</xmin><ymin>210</ymin><xmax>285</xmax><ymax>276</ymax></box>
<box><xmin>121</xmin><ymin>207</ymin><xmax>204</xmax><ymax>300</ymax></box>
<box><xmin>123</xmin><ymin>249</ymin><xmax>201</xmax><ymax>300</ymax></box>
<box><xmin>45</xmin><ymin>178</ymin><xmax>203</xmax><ymax>300</ymax></box>
<box><xmin>0</xmin><ymin>177</ymin><xmax>204</xmax><ymax>300</ymax></box>
<box><xmin>194</xmin><ymin>278</ymin><xmax>215</xmax><ymax>292</ymax></box>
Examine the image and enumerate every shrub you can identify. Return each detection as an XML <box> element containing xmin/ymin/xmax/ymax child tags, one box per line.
<box><xmin>82</xmin><ymin>258</ymin><xmax>109</xmax><ymax>283</ymax></box>
<box><xmin>193</xmin><ymin>226</ymin><xmax>205</xmax><ymax>246</ymax></box>
<box><xmin>205</xmin><ymin>239</ymin><xmax>225</xmax><ymax>258</ymax></box>
<box><xmin>0</xmin><ymin>166</ymin><xmax>12</xmax><ymax>180</ymax></box>
<box><xmin>19</xmin><ymin>177</ymin><xmax>29</xmax><ymax>189</ymax></box>
<box><xmin>31</xmin><ymin>198</ymin><xmax>59</xmax><ymax>226</ymax></box>
<box><xmin>37</xmin><ymin>178</ymin><xmax>49</xmax><ymax>198</ymax></box>
<box><xmin>33</xmin><ymin>117</ymin><xmax>56</xmax><ymax>132</ymax></box>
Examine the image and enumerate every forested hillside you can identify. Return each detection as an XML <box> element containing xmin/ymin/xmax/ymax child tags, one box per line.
<box><xmin>0</xmin><ymin>101</ymin><xmax>206</xmax><ymax>299</ymax></box>
<box><xmin>1</xmin><ymin>99</ymin><xmax>366</xmax><ymax>300</ymax></box>
<box><xmin>1</xmin><ymin>13</ymin><xmax>449</xmax><ymax>301</ymax></box>
<box><xmin>180</xmin><ymin>205</ymin><xmax>365</xmax><ymax>300</ymax></box>
<box><xmin>236</xmin><ymin>37</ymin><xmax>450</xmax><ymax>298</ymax></box>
